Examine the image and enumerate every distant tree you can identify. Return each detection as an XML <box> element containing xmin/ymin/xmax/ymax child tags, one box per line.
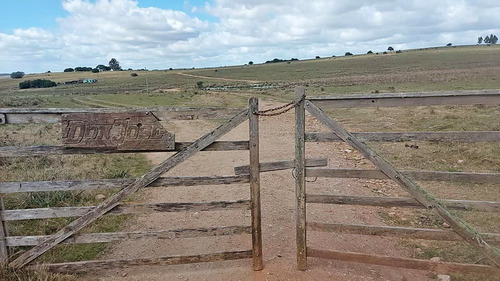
<box><xmin>492</xmin><ymin>35</ymin><xmax>498</xmax><ymax>44</ymax></box>
<box><xmin>91</xmin><ymin>68</ymin><xmax>99</xmax><ymax>73</ymax></box>
<box><xmin>478</xmin><ymin>36</ymin><xmax>483</xmax><ymax>44</ymax></box>
<box><xmin>388</xmin><ymin>46</ymin><xmax>394</xmax><ymax>51</ymax></box>
<box><xmin>19</xmin><ymin>79</ymin><xmax>57</xmax><ymax>89</ymax></box>
<box><xmin>383</xmin><ymin>51</ymin><xmax>388</xmax><ymax>54</ymax></box>
<box><xmin>64</xmin><ymin>68</ymin><xmax>74</xmax><ymax>72</ymax></box>
<box><xmin>446</xmin><ymin>43</ymin><xmax>452</xmax><ymax>47</ymax></box>
<box><xmin>74</xmin><ymin>67</ymin><xmax>92</xmax><ymax>71</ymax></box>
<box><xmin>396</xmin><ymin>50</ymin><xmax>402</xmax><ymax>53</ymax></box>
<box><xmin>130</xmin><ymin>73</ymin><xmax>138</xmax><ymax>77</ymax></box>
<box><xmin>345</xmin><ymin>52</ymin><xmax>353</xmax><ymax>56</ymax></box>
<box><xmin>96</xmin><ymin>64</ymin><xmax>111</xmax><ymax>71</ymax></box>
<box><xmin>196</xmin><ymin>81</ymin><xmax>204</xmax><ymax>89</ymax></box>
<box><xmin>248</xmin><ymin>61</ymin><xmax>254</xmax><ymax>65</ymax></box>
<box><xmin>367</xmin><ymin>50</ymin><xmax>373</xmax><ymax>54</ymax></box>
<box><xmin>484</xmin><ymin>35</ymin><xmax>490</xmax><ymax>44</ymax></box>
<box><xmin>291</xmin><ymin>58</ymin><xmax>299</xmax><ymax>61</ymax></box>
<box><xmin>10</xmin><ymin>71</ymin><xmax>25</xmax><ymax>79</ymax></box>
<box><xmin>108</xmin><ymin>58</ymin><xmax>121</xmax><ymax>71</ymax></box>
<box><xmin>315</xmin><ymin>56</ymin><xmax>321</xmax><ymax>59</ymax></box>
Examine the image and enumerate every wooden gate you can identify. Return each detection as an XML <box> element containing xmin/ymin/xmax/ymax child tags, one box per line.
<box><xmin>294</xmin><ymin>87</ymin><xmax>500</xmax><ymax>275</ymax></box>
<box><xmin>0</xmin><ymin>101</ymin><xmax>263</xmax><ymax>272</ymax></box>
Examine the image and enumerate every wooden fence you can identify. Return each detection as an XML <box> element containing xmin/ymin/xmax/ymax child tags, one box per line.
<box><xmin>294</xmin><ymin>88</ymin><xmax>500</xmax><ymax>275</ymax></box>
<box><xmin>0</xmin><ymin>103</ymin><xmax>262</xmax><ymax>272</ymax></box>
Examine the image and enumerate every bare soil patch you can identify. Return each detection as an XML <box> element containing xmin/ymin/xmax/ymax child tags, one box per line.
<box><xmin>86</xmin><ymin>102</ymin><xmax>430</xmax><ymax>280</ymax></box>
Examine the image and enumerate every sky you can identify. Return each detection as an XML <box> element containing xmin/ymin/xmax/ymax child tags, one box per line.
<box><xmin>0</xmin><ymin>0</ymin><xmax>499</xmax><ymax>73</ymax></box>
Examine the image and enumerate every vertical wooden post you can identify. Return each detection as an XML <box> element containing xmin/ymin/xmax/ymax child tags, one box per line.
<box><xmin>0</xmin><ymin>196</ymin><xmax>9</xmax><ymax>262</ymax></box>
<box><xmin>249</xmin><ymin>98</ymin><xmax>263</xmax><ymax>270</ymax></box>
<box><xmin>295</xmin><ymin>87</ymin><xmax>307</xmax><ymax>270</ymax></box>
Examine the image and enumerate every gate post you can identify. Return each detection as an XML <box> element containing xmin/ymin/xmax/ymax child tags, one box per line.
<box><xmin>0</xmin><ymin>196</ymin><xmax>9</xmax><ymax>262</ymax></box>
<box><xmin>249</xmin><ymin>98</ymin><xmax>263</xmax><ymax>270</ymax></box>
<box><xmin>295</xmin><ymin>87</ymin><xmax>307</xmax><ymax>270</ymax></box>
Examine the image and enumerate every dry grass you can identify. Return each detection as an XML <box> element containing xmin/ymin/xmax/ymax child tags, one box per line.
<box><xmin>0</xmin><ymin>262</ymin><xmax>77</xmax><ymax>281</ymax></box>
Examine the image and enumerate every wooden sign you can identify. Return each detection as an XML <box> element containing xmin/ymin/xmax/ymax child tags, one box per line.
<box><xmin>62</xmin><ymin>112</ymin><xmax>175</xmax><ymax>151</ymax></box>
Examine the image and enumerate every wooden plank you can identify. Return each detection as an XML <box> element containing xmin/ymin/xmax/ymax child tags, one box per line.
<box><xmin>3</xmin><ymin>200</ymin><xmax>251</xmax><ymax>221</ymax></box>
<box><xmin>37</xmin><ymin>250</ymin><xmax>253</xmax><ymax>273</ymax></box>
<box><xmin>305</xmin><ymin>101</ymin><xmax>500</xmax><ymax>267</ymax></box>
<box><xmin>307</xmin><ymin>248</ymin><xmax>500</xmax><ymax>275</ymax></box>
<box><xmin>306</xmin><ymin>131</ymin><xmax>500</xmax><ymax>143</ymax></box>
<box><xmin>7</xmin><ymin>226</ymin><xmax>252</xmax><ymax>246</ymax></box>
<box><xmin>62</xmin><ymin>112</ymin><xmax>175</xmax><ymax>151</ymax></box>
<box><xmin>0</xmin><ymin>175</ymin><xmax>250</xmax><ymax>194</ymax></box>
<box><xmin>305</xmin><ymin>168</ymin><xmax>500</xmax><ymax>183</ymax></box>
<box><xmin>234</xmin><ymin>158</ymin><xmax>328</xmax><ymax>175</ymax></box>
<box><xmin>0</xmin><ymin>196</ymin><xmax>8</xmax><ymax>261</ymax></box>
<box><xmin>307</xmin><ymin>90</ymin><xmax>500</xmax><ymax>108</ymax></box>
<box><xmin>306</xmin><ymin>194</ymin><xmax>500</xmax><ymax>212</ymax></box>
<box><xmin>0</xmin><ymin>141</ymin><xmax>249</xmax><ymax>157</ymax></box>
<box><xmin>9</xmin><ymin>108</ymin><xmax>249</xmax><ymax>268</ymax></box>
<box><xmin>0</xmin><ymin>107</ymin><xmax>242</xmax><ymax>124</ymax></box>
<box><xmin>307</xmin><ymin>222</ymin><xmax>500</xmax><ymax>244</ymax></box>
<box><xmin>0</xmin><ymin>113</ymin><xmax>5</xmax><ymax>124</ymax></box>
<box><xmin>249</xmin><ymin>98</ymin><xmax>263</xmax><ymax>271</ymax></box>
<box><xmin>295</xmin><ymin>87</ymin><xmax>307</xmax><ymax>270</ymax></box>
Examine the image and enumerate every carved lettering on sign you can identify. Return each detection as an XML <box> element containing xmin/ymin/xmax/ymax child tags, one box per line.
<box><xmin>62</xmin><ymin>112</ymin><xmax>175</xmax><ymax>151</ymax></box>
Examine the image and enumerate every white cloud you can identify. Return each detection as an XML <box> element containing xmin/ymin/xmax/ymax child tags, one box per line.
<box><xmin>0</xmin><ymin>0</ymin><xmax>499</xmax><ymax>73</ymax></box>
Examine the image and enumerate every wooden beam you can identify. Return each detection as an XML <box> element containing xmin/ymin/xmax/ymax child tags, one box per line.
<box><xmin>307</xmin><ymin>90</ymin><xmax>500</xmax><ymax>108</ymax></box>
<box><xmin>249</xmin><ymin>98</ymin><xmax>263</xmax><ymax>271</ymax></box>
<box><xmin>234</xmin><ymin>158</ymin><xmax>328</xmax><ymax>175</ymax></box>
<box><xmin>307</xmin><ymin>248</ymin><xmax>500</xmax><ymax>275</ymax></box>
<box><xmin>305</xmin><ymin>101</ymin><xmax>500</xmax><ymax>267</ymax></box>
<box><xmin>307</xmin><ymin>222</ymin><xmax>500</xmax><ymax>244</ymax></box>
<box><xmin>0</xmin><ymin>107</ymin><xmax>242</xmax><ymax>124</ymax></box>
<box><xmin>295</xmin><ymin>87</ymin><xmax>307</xmax><ymax>270</ymax></box>
<box><xmin>0</xmin><ymin>175</ymin><xmax>250</xmax><ymax>194</ymax></box>
<box><xmin>9</xmin><ymin>108</ymin><xmax>249</xmax><ymax>268</ymax></box>
<box><xmin>6</xmin><ymin>226</ymin><xmax>252</xmax><ymax>246</ymax></box>
<box><xmin>305</xmin><ymin>168</ymin><xmax>500</xmax><ymax>183</ymax></box>
<box><xmin>3</xmin><ymin>200</ymin><xmax>251</xmax><ymax>221</ymax></box>
<box><xmin>0</xmin><ymin>141</ymin><xmax>249</xmax><ymax>157</ymax></box>
<box><xmin>306</xmin><ymin>131</ymin><xmax>500</xmax><ymax>143</ymax></box>
<box><xmin>0</xmin><ymin>196</ymin><xmax>9</xmax><ymax>262</ymax></box>
<box><xmin>306</xmin><ymin>194</ymin><xmax>500</xmax><ymax>212</ymax></box>
<box><xmin>37</xmin><ymin>250</ymin><xmax>253</xmax><ymax>273</ymax></box>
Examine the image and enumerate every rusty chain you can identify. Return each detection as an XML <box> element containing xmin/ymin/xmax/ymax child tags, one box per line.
<box><xmin>252</xmin><ymin>94</ymin><xmax>306</xmax><ymax>116</ymax></box>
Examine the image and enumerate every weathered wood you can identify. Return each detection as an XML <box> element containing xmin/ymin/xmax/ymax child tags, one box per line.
<box><xmin>7</xmin><ymin>226</ymin><xmax>252</xmax><ymax>246</ymax></box>
<box><xmin>307</xmin><ymin>248</ymin><xmax>500</xmax><ymax>275</ymax></box>
<box><xmin>0</xmin><ymin>141</ymin><xmax>249</xmax><ymax>157</ymax></box>
<box><xmin>0</xmin><ymin>113</ymin><xmax>5</xmax><ymax>124</ymax></box>
<box><xmin>3</xmin><ymin>200</ymin><xmax>251</xmax><ymax>221</ymax></box>
<box><xmin>62</xmin><ymin>112</ymin><xmax>175</xmax><ymax>151</ymax></box>
<box><xmin>307</xmin><ymin>222</ymin><xmax>500</xmax><ymax>244</ymax></box>
<box><xmin>306</xmin><ymin>131</ymin><xmax>500</xmax><ymax>143</ymax></box>
<box><xmin>0</xmin><ymin>175</ymin><xmax>250</xmax><ymax>194</ymax></box>
<box><xmin>305</xmin><ymin>101</ymin><xmax>500</xmax><ymax>267</ymax></box>
<box><xmin>306</xmin><ymin>168</ymin><xmax>500</xmax><ymax>183</ymax></box>
<box><xmin>9</xmin><ymin>108</ymin><xmax>249</xmax><ymax>268</ymax></box>
<box><xmin>306</xmin><ymin>194</ymin><xmax>500</xmax><ymax>212</ymax></box>
<box><xmin>234</xmin><ymin>158</ymin><xmax>328</xmax><ymax>175</ymax></box>
<box><xmin>37</xmin><ymin>250</ymin><xmax>253</xmax><ymax>273</ymax></box>
<box><xmin>0</xmin><ymin>196</ymin><xmax>9</xmax><ymax>261</ymax></box>
<box><xmin>307</xmin><ymin>90</ymin><xmax>500</xmax><ymax>108</ymax></box>
<box><xmin>0</xmin><ymin>107</ymin><xmax>242</xmax><ymax>124</ymax></box>
<box><xmin>295</xmin><ymin>87</ymin><xmax>307</xmax><ymax>270</ymax></box>
<box><xmin>249</xmin><ymin>98</ymin><xmax>263</xmax><ymax>271</ymax></box>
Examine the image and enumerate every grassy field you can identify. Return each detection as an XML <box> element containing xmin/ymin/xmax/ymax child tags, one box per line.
<box><xmin>1</xmin><ymin>45</ymin><xmax>499</xmax><ymax>280</ymax></box>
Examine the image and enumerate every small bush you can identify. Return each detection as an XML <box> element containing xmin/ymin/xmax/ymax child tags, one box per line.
<box><xmin>396</xmin><ymin>50</ymin><xmax>402</xmax><ymax>53</ymax></box>
<box><xmin>315</xmin><ymin>56</ymin><xmax>321</xmax><ymax>59</ymax></box>
<box><xmin>130</xmin><ymin>73</ymin><xmax>138</xmax><ymax>77</ymax></box>
<box><xmin>10</xmin><ymin>71</ymin><xmax>25</xmax><ymax>79</ymax></box>
<box><xmin>74</xmin><ymin>66</ymin><xmax>92</xmax><ymax>72</ymax></box>
<box><xmin>196</xmin><ymin>81</ymin><xmax>204</xmax><ymax>89</ymax></box>
<box><xmin>19</xmin><ymin>79</ymin><xmax>57</xmax><ymax>89</ymax></box>
<box><xmin>91</xmin><ymin>68</ymin><xmax>99</xmax><ymax>73</ymax></box>
<box><xmin>64</xmin><ymin>68</ymin><xmax>74</xmax><ymax>72</ymax></box>
<box><xmin>367</xmin><ymin>50</ymin><xmax>373</xmax><ymax>54</ymax></box>
<box><xmin>345</xmin><ymin>52</ymin><xmax>353</xmax><ymax>56</ymax></box>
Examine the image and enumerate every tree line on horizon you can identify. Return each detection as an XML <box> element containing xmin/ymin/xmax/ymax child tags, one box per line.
<box><xmin>478</xmin><ymin>34</ymin><xmax>498</xmax><ymax>44</ymax></box>
<box><xmin>64</xmin><ymin>58</ymin><xmax>122</xmax><ymax>73</ymax></box>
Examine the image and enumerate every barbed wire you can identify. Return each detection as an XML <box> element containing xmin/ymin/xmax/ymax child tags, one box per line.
<box><xmin>253</xmin><ymin>95</ymin><xmax>306</xmax><ymax>116</ymax></box>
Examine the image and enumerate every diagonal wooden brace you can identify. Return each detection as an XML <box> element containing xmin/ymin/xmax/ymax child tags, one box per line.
<box><xmin>9</xmin><ymin>109</ymin><xmax>249</xmax><ymax>268</ymax></box>
<box><xmin>304</xmin><ymin>100</ymin><xmax>500</xmax><ymax>268</ymax></box>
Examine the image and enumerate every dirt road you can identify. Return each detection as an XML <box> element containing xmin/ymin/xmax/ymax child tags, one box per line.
<box><xmin>87</xmin><ymin>102</ymin><xmax>430</xmax><ymax>281</ymax></box>
<box><xmin>176</xmin><ymin>72</ymin><xmax>261</xmax><ymax>83</ymax></box>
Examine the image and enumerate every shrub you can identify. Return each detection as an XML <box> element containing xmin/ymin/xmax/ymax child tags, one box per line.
<box><xmin>396</xmin><ymin>50</ymin><xmax>402</xmax><ymax>53</ymax></box>
<box><xmin>248</xmin><ymin>61</ymin><xmax>254</xmax><ymax>65</ymax></box>
<box><xmin>446</xmin><ymin>43</ymin><xmax>452</xmax><ymax>47</ymax></box>
<box><xmin>196</xmin><ymin>81</ymin><xmax>204</xmax><ymax>89</ymax></box>
<box><xmin>64</xmin><ymin>68</ymin><xmax>74</xmax><ymax>72</ymax></box>
<box><xmin>74</xmin><ymin>67</ymin><xmax>92</xmax><ymax>72</ymax></box>
<box><xmin>10</xmin><ymin>71</ymin><xmax>25</xmax><ymax>79</ymax></box>
<box><xmin>345</xmin><ymin>52</ymin><xmax>353</xmax><ymax>56</ymax></box>
<box><xmin>388</xmin><ymin>46</ymin><xmax>394</xmax><ymax>51</ymax></box>
<box><xmin>315</xmin><ymin>56</ymin><xmax>321</xmax><ymax>59</ymax></box>
<box><xmin>91</xmin><ymin>68</ymin><xmax>99</xmax><ymax>73</ymax></box>
<box><xmin>131</xmin><ymin>73</ymin><xmax>138</xmax><ymax>77</ymax></box>
<box><xmin>19</xmin><ymin>79</ymin><xmax>57</xmax><ymax>89</ymax></box>
<box><xmin>367</xmin><ymin>50</ymin><xmax>373</xmax><ymax>54</ymax></box>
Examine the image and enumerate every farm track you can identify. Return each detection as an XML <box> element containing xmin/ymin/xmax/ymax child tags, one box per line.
<box><xmin>176</xmin><ymin>72</ymin><xmax>262</xmax><ymax>83</ymax></box>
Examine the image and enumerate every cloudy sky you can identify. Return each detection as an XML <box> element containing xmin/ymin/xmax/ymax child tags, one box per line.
<box><xmin>0</xmin><ymin>0</ymin><xmax>498</xmax><ymax>73</ymax></box>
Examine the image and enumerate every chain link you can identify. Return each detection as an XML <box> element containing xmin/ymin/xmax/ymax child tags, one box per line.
<box><xmin>253</xmin><ymin>95</ymin><xmax>305</xmax><ymax>116</ymax></box>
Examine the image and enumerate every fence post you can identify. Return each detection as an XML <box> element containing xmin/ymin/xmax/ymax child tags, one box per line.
<box><xmin>0</xmin><ymin>196</ymin><xmax>9</xmax><ymax>262</ymax></box>
<box><xmin>249</xmin><ymin>98</ymin><xmax>263</xmax><ymax>270</ymax></box>
<box><xmin>295</xmin><ymin>87</ymin><xmax>307</xmax><ymax>270</ymax></box>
